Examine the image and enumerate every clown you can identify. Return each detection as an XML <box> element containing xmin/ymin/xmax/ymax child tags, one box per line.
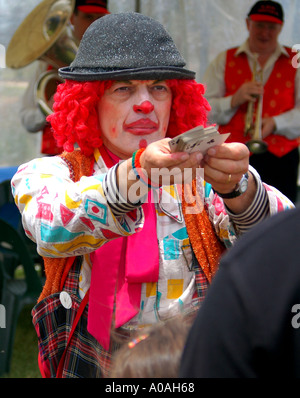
<box><xmin>12</xmin><ymin>12</ymin><xmax>293</xmax><ymax>378</ymax></box>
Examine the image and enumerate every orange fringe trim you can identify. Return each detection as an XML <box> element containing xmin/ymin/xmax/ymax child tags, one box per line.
<box><xmin>182</xmin><ymin>180</ymin><xmax>225</xmax><ymax>283</ymax></box>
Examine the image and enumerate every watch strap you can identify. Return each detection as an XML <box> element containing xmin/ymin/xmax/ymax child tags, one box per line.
<box><xmin>213</xmin><ymin>172</ymin><xmax>249</xmax><ymax>199</ymax></box>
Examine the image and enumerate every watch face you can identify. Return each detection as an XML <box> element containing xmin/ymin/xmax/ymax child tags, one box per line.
<box><xmin>239</xmin><ymin>176</ymin><xmax>248</xmax><ymax>193</ymax></box>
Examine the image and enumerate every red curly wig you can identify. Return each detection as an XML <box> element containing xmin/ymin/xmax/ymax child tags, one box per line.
<box><xmin>47</xmin><ymin>79</ymin><xmax>211</xmax><ymax>156</ymax></box>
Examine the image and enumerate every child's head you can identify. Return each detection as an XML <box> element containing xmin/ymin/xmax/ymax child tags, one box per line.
<box><xmin>110</xmin><ymin>316</ymin><xmax>191</xmax><ymax>378</ymax></box>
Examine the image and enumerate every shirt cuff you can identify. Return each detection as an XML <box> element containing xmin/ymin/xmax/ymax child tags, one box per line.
<box><xmin>220</xmin><ymin>95</ymin><xmax>234</xmax><ymax>114</ymax></box>
<box><xmin>102</xmin><ymin>163</ymin><xmax>144</xmax><ymax>217</ymax></box>
<box><xmin>225</xmin><ymin>166</ymin><xmax>270</xmax><ymax>234</ymax></box>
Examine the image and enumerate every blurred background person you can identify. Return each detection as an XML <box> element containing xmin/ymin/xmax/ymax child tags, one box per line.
<box><xmin>17</xmin><ymin>0</ymin><xmax>110</xmax><ymax>156</ymax></box>
<box><xmin>203</xmin><ymin>1</ymin><xmax>300</xmax><ymax>203</ymax></box>
<box><xmin>180</xmin><ymin>206</ymin><xmax>300</xmax><ymax>378</ymax></box>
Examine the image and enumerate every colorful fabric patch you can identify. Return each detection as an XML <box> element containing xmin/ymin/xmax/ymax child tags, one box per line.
<box><xmin>204</xmin><ymin>182</ymin><xmax>212</xmax><ymax>198</ymax></box>
<box><xmin>167</xmin><ymin>279</ymin><xmax>184</xmax><ymax>299</ymax></box>
<box><xmin>40</xmin><ymin>222</ymin><xmax>82</xmax><ymax>243</ymax></box>
<box><xmin>65</xmin><ymin>192</ymin><xmax>82</xmax><ymax>209</ymax></box>
<box><xmin>154</xmin><ymin>291</ymin><xmax>161</xmax><ymax>313</ymax></box>
<box><xmin>79</xmin><ymin>217</ymin><xmax>95</xmax><ymax>231</ymax></box>
<box><xmin>146</xmin><ymin>282</ymin><xmax>157</xmax><ymax>297</ymax></box>
<box><xmin>172</xmin><ymin>227</ymin><xmax>188</xmax><ymax>240</ymax></box>
<box><xmin>37</xmin><ymin>186</ymin><xmax>49</xmax><ymax>201</ymax></box>
<box><xmin>60</xmin><ymin>204</ymin><xmax>75</xmax><ymax>226</ymax></box>
<box><xmin>36</xmin><ymin>203</ymin><xmax>53</xmax><ymax>222</ymax></box>
<box><xmin>163</xmin><ymin>236</ymin><xmax>180</xmax><ymax>260</ymax></box>
<box><xmin>85</xmin><ymin>199</ymin><xmax>108</xmax><ymax>224</ymax></box>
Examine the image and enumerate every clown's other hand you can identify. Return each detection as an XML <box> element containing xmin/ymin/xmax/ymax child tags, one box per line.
<box><xmin>203</xmin><ymin>142</ymin><xmax>249</xmax><ymax>194</ymax></box>
<box><xmin>202</xmin><ymin>142</ymin><xmax>257</xmax><ymax>214</ymax></box>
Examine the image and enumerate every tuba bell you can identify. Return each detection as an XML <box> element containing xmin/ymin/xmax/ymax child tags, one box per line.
<box><xmin>35</xmin><ymin>70</ymin><xmax>64</xmax><ymax>116</ymax></box>
<box><xmin>244</xmin><ymin>53</ymin><xmax>268</xmax><ymax>154</ymax></box>
<box><xmin>6</xmin><ymin>0</ymin><xmax>77</xmax><ymax>115</ymax></box>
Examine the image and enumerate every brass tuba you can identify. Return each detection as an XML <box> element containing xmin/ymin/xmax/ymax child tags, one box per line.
<box><xmin>6</xmin><ymin>0</ymin><xmax>77</xmax><ymax>115</ymax></box>
<box><xmin>244</xmin><ymin>54</ymin><xmax>268</xmax><ymax>154</ymax></box>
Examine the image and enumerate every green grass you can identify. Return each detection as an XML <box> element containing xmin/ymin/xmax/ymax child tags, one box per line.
<box><xmin>1</xmin><ymin>265</ymin><xmax>42</xmax><ymax>378</ymax></box>
<box><xmin>2</xmin><ymin>304</ymin><xmax>41</xmax><ymax>378</ymax></box>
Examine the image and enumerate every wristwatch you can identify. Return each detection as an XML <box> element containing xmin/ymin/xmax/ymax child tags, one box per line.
<box><xmin>214</xmin><ymin>172</ymin><xmax>249</xmax><ymax>199</ymax></box>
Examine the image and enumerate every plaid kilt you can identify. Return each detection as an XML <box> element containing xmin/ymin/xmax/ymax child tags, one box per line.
<box><xmin>32</xmin><ymin>257</ymin><xmax>117</xmax><ymax>378</ymax></box>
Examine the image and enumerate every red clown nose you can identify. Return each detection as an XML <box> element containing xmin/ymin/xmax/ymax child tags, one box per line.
<box><xmin>133</xmin><ymin>101</ymin><xmax>154</xmax><ymax>114</ymax></box>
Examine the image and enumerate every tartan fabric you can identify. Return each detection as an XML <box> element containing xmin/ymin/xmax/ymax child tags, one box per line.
<box><xmin>32</xmin><ymin>257</ymin><xmax>119</xmax><ymax>378</ymax></box>
<box><xmin>192</xmin><ymin>250</ymin><xmax>209</xmax><ymax>304</ymax></box>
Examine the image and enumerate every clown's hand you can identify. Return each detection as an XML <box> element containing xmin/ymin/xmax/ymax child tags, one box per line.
<box><xmin>140</xmin><ymin>138</ymin><xmax>203</xmax><ymax>186</ymax></box>
<box><xmin>203</xmin><ymin>142</ymin><xmax>258</xmax><ymax>214</ymax></box>
<box><xmin>116</xmin><ymin>138</ymin><xmax>204</xmax><ymax>203</ymax></box>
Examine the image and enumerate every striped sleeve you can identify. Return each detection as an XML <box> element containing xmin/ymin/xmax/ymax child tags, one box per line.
<box><xmin>102</xmin><ymin>163</ymin><xmax>144</xmax><ymax>217</ymax></box>
<box><xmin>225</xmin><ymin>168</ymin><xmax>269</xmax><ymax>234</ymax></box>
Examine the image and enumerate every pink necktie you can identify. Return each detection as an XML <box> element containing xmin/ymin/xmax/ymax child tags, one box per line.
<box><xmin>87</xmin><ymin>147</ymin><xmax>159</xmax><ymax>350</ymax></box>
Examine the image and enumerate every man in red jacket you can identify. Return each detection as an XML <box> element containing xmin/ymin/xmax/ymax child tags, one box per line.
<box><xmin>203</xmin><ymin>1</ymin><xmax>300</xmax><ymax>203</ymax></box>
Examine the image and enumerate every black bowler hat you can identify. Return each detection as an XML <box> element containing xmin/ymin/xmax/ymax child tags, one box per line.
<box><xmin>59</xmin><ymin>12</ymin><xmax>195</xmax><ymax>81</ymax></box>
<box><xmin>248</xmin><ymin>1</ymin><xmax>284</xmax><ymax>24</ymax></box>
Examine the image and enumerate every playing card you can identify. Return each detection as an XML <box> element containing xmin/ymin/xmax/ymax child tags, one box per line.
<box><xmin>185</xmin><ymin>132</ymin><xmax>231</xmax><ymax>154</ymax></box>
<box><xmin>168</xmin><ymin>125</ymin><xmax>204</xmax><ymax>152</ymax></box>
<box><xmin>169</xmin><ymin>125</ymin><xmax>230</xmax><ymax>155</ymax></box>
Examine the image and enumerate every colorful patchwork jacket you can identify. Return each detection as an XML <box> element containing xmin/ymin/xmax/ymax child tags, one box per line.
<box><xmin>11</xmin><ymin>147</ymin><xmax>293</xmax><ymax>327</ymax></box>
